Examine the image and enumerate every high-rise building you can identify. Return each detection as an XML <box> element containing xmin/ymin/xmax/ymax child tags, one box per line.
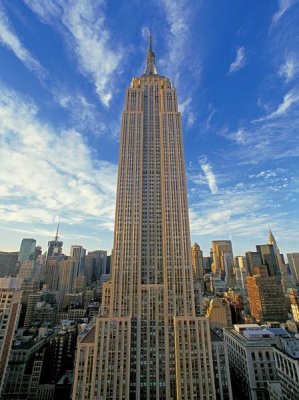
<box><xmin>268</xmin><ymin>229</ymin><xmax>285</xmax><ymax>275</ymax></box>
<box><xmin>47</xmin><ymin>222</ymin><xmax>63</xmax><ymax>258</ymax></box>
<box><xmin>0</xmin><ymin>252</ymin><xmax>19</xmax><ymax>277</ymax></box>
<box><xmin>206</xmin><ymin>298</ymin><xmax>232</xmax><ymax>329</ymax></box>
<box><xmin>287</xmin><ymin>253</ymin><xmax>299</xmax><ymax>286</ymax></box>
<box><xmin>245</xmin><ymin>251</ymin><xmax>262</xmax><ymax>275</ymax></box>
<box><xmin>0</xmin><ymin>280</ymin><xmax>22</xmax><ymax>392</ymax></box>
<box><xmin>211</xmin><ymin>240</ymin><xmax>233</xmax><ymax>282</ymax></box>
<box><xmin>256</xmin><ymin>244</ymin><xmax>280</xmax><ymax>281</ymax></box>
<box><xmin>70</xmin><ymin>245</ymin><xmax>86</xmax><ymax>275</ymax></box>
<box><xmin>247</xmin><ymin>266</ymin><xmax>287</xmax><ymax>323</ymax></box>
<box><xmin>17</xmin><ymin>238</ymin><xmax>36</xmax><ymax>264</ymax></box>
<box><xmin>73</xmin><ymin>35</ymin><xmax>216</xmax><ymax>400</ymax></box>
<box><xmin>191</xmin><ymin>242</ymin><xmax>204</xmax><ymax>313</ymax></box>
<box><xmin>289</xmin><ymin>288</ymin><xmax>299</xmax><ymax>322</ymax></box>
<box><xmin>210</xmin><ymin>330</ymin><xmax>233</xmax><ymax>400</ymax></box>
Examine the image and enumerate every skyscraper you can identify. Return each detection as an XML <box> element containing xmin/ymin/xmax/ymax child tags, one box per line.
<box><xmin>287</xmin><ymin>253</ymin><xmax>299</xmax><ymax>285</ymax></box>
<box><xmin>247</xmin><ymin>266</ymin><xmax>287</xmax><ymax>323</ymax></box>
<box><xmin>211</xmin><ymin>240</ymin><xmax>233</xmax><ymax>283</ymax></box>
<box><xmin>17</xmin><ymin>238</ymin><xmax>36</xmax><ymax>264</ymax></box>
<box><xmin>47</xmin><ymin>222</ymin><xmax>63</xmax><ymax>258</ymax></box>
<box><xmin>73</xmin><ymin>35</ymin><xmax>215</xmax><ymax>399</ymax></box>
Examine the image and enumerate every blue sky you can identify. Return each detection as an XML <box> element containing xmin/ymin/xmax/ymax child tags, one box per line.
<box><xmin>0</xmin><ymin>0</ymin><xmax>299</xmax><ymax>257</ymax></box>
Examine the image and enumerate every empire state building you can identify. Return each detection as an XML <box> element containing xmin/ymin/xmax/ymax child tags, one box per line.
<box><xmin>73</xmin><ymin>36</ymin><xmax>216</xmax><ymax>400</ymax></box>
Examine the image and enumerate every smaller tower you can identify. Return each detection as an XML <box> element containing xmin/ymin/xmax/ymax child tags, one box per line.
<box><xmin>47</xmin><ymin>221</ymin><xmax>63</xmax><ymax>257</ymax></box>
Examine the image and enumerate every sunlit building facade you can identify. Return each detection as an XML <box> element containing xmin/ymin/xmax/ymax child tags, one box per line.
<box><xmin>73</xmin><ymin>36</ymin><xmax>216</xmax><ymax>400</ymax></box>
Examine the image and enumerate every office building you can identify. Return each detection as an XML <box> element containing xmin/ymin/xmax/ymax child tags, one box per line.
<box><xmin>246</xmin><ymin>251</ymin><xmax>262</xmax><ymax>275</ymax></box>
<box><xmin>272</xmin><ymin>332</ymin><xmax>299</xmax><ymax>400</ymax></box>
<box><xmin>287</xmin><ymin>253</ymin><xmax>299</xmax><ymax>286</ymax></box>
<box><xmin>256</xmin><ymin>244</ymin><xmax>280</xmax><ymax>282</ymax></box>
<box><xmin>223</xmin><ymin>324</ymin><xmax>279</xmax><ymax>400</ymax></box>
<box><xmin>72</xmin><ymin>35</ymin><xmax>216</xmax><ymax>400</ymax></box>
<box><xmin>191</xmin><ymin>242</ymin><xmax>204</xmax><ymax>313</ymax></box>
<box><xmin>289</xmin><ymin>289</ymin><xmax>299</xmax><ymax>322</ymax></box>
<box><xmin>0</xmin><ymin>283</ymin><xmax>22</xmax><ymax>391</ymax></box>
<box><xmin>0</xmin><ymin>252</ymin><xmax>19</xmax><ymax>277</ymax></box>
<box><xmin>211</xmin><ymin>241</ymin><xmax>233</xmax><ymax>283</ymax></box>
<box><xmin>206</xmin><ymin>298</ymin><xmax>232</xmax><ymax>329</ymax></box>
<box><xmin>47</xmin><ymin>223</ymin><xmax>63</xmax><ymax>258</ymax></box>
<box><xmin>17</xmin><ymin>238</ymin><xmax>36</xmax><ymax>265</ymax></box>
<box><xmin>247</xmin><ymin>266</ymin><xmax>287</xmax><ymax>323</ymax></box>
<box><xmin>210</xmin><ymin>330</ymin><xmax>233</xmax><ymax>400</ymax></box>
<box><xmin>70</xmin><ymin>245</ymin><xmax>86</xmax><ymax>275</ymax></box>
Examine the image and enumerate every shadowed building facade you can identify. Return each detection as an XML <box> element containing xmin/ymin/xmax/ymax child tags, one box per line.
<box><xmin>72</xmin><ymin>36</ymin><xmax>215</xmax><ymax>400</ymax></box>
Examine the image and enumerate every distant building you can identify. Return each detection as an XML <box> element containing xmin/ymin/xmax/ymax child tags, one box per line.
<box><xmin>211</xmin><ymin>241</ymin><xmax>233</xmax><ymax>281</ymax></box>
<box><xmin>206</xmin><ymin>298</ymin><xmax>232</xmax><ymax>329</ymax></box>
<box><xmin>86</xmin><ymin>250</ymin><xmax>107</xmax><ymax>280</ymax></box>
<box><xmin>0</xmin><ymin>252</ymin><xmax>19</xmax><ymax>277</ymax></box>
<box><xmin>191</xmin><ymin>243</ymin><xmax>204</xmax><ymax>313</ymax></box>
<box><xmin>59</xmin><ymin>257</ymin><xmax>79</xmax><ymax>293</ymax></box>
<box><xmin>70</xmin><ymin>245</ymin><xmax>86</xmax><ymax>275</ymax></box>
<box><xmin>17</xmin><ymin>238</ymin><xmax>36</xmax><ymax>264</ymax></box>
<box><xmin>247</xmin><ymin>266</ymin><xmax>287</xmax><ymax>323</ymax></box>
<box><xmin>245</xmin><ymin>251</ymin><xmax>262</xmax><ymax>275</ymax></box>
<box><xmin>287</xmin><ymin>253</ymin><xmax>299</xmax><ymax>286</ymax></box>
<box><xmin>256</xmin><ymin>244</ymin><xmax>280</xmax><ymax>282</ymax></box>
<box><xmin>289</xmin><ymin>289</ymin><xmax>299</xmax><ymax>323</ymax></box>
<box><xmin>47</xmin><ymin>223</ymin><xmax>63</xmax><ymax>258</ymax></box>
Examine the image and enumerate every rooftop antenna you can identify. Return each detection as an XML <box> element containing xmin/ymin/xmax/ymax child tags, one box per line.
<box><xmin>55</xmin><ymin>218</ymin><xmax>60</xmax><ymax>241</ymax></box>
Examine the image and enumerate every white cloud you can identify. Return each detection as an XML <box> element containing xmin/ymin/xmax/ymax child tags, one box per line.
<box><xmin>24</xmin><ymin>0</ymin><xmax>123</xmax><ymax>106</ymax></box>
<box><xmin>206</xmin><ymin>104</ymin><xmax>217</xmax><ymax>128</ymax></box>
<box><xmin>53</xmin><ymin>89</ymin><xmax>107</xmax><ymax>135</ymax></box>
<box><xmin>159</xmin><ymin>0</ymin><xmax>200</xmax><ymax>128</ymax></box>
<box><xmin>229</xmin><ymin>46</ymin><xmax>246</xmax><ymax>74</ymax></box>
<box><xmin>272</xmin><ymin>0</ymin><xmax>296</xmax><ymax>24</ymax></box>
<box><xmin>258</xmin><ymin>89</ymin><xmax>299</xmax><ymax>120</ymax></box>
<box><xmin>188</xmin><ymin>184</ymin><xmax>296</xmax><ymax>247</ymax></box>
<box><xmin>223</xmin><ymin>128</ymin><xmax>247</xmax><ymax>144</ymax></box>
<box><xmin>199</xmin><ymin>159</ymin><xmax>218</xmax><ymax>194</ymax></box>
<box><xmin>279</xmin><ymin>53</ymin><xmax>298</xmax><ymax>82</ymax></box>
<box><xmin>0</xmin><ymin>5</ymin><xmax>44</xmax><ymax>77</ymax></box>
<box><xmin>0</xmin><ymin>83</ymin><xmax>117</xmax><ymax>231</ymax></box>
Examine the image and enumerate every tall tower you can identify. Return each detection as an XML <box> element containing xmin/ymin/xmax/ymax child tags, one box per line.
<box><xmin>73</xmin><ymin>35</ymin><xmax>215</xmax><ymax>400</ymax></box>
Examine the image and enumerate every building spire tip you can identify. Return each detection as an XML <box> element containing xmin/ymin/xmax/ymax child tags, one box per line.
<box><xmin>144</xmin><ymin>30</ymin><xmax>158</xmax><ymax>75</ymax></box>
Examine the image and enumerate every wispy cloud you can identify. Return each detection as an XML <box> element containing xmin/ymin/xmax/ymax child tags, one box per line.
<box><xmin>53</xmin><ymin>89</ymin><xmax>107</xmax><ymax>135</ymax></box>
<box><xmin>0</xmin><ymin>83</ymin><xmax>117</xmax><ymax>232</ymax></box>
<box><xmin>199</xmin><ymin>159</ymin><xmax>218</xmax><ymax>194</ymax></box>
<box><xmin>279</xmin><ymin>53</ymin><xmax>298</xmax><ymax>82</ymax></box>
<box><xmin>206</xmin><ymin>104</ymin><xmax>217</xmax><ymax>129</ymax></box>
<box><xmin>228</xmin><ymin>46</ymin><xmax>246</xmax><ymax>74</ymax></box>
<box><xmin>255</xmin><ymin>88</ymin><xmax>299</xmax><ymax>120</ymax></box>
<box><xmin>272</xmin><ymin>0</ymin><xmax>296</xmax><ymax>24</ymax></box>
<box><xmin>188</xmin><ymin>170</ymin><xmax>298</xmax><ymax>251</ymax></box>
<box><xmin>220</xmin><ymin>88</ymin><xmax>299</xmax><ymax>164</ymax></box>
<box><xmin>0</xmin><ymin>4</ymin><xmax>45</xmax><ymax>78</ymax></box>
<box><xmin>24</xmin><ymin>0</ymin><xmax>123</xmax><ymax>106</ymax></box>
<box><xmin>159</xmin><ymin>0</ymin><xmax>200</xmax><ymax>127</ymax></box>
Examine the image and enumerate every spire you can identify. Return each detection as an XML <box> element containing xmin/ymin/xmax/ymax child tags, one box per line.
<box><xmin>268</xmin><ymin>227</ymin><xmax>276</xmax><ymax>246</ymax></box>
<box><xmin>144</xmin><ymin>30</ymin><xmax>158</xmax><ymax>75</ymax></box>
<box><xmin>55</xmin><ymin>218</ymin><xmax>60</xmax><ymax>241</ymax></box>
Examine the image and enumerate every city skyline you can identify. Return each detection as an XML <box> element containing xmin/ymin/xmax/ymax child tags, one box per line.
<box><xmin>1</xmin><ymin>1</ymin><xmax>299</xmax><ymax>256</ymax></box>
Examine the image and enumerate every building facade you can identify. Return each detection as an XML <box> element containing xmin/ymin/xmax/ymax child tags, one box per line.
<box><xmin>72</xmin><ymin>36</ymin><xmax>216</xmax><ymax>400</ymax></box>
<box><xmin>247</xmin><ymin>266</ymin><xmax>287</xmax><ymax>323</ymax></box>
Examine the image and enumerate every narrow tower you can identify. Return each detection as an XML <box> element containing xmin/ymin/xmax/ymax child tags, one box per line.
<box><xmin>73</xmin><ymin>35</ymin><xmax>215</xmax><ymax>400</ymax></box>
